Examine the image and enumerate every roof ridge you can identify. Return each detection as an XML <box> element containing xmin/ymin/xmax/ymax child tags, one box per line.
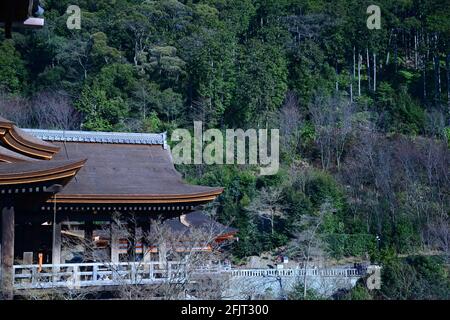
<box><xmin>22</xmin><ymin>128</ymin><xmax>167</xmax><ymax>148</ymax></box>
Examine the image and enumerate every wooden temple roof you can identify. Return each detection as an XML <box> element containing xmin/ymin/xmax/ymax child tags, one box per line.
<box><xmin>0</xmin><ymin>145</ymin><xmax>35</xmax><ymax>162</ymax></box>
<box><xmin>0</xmin><ymin>116</ymin><xmax>14</xmax><ymax>127</ymax></box>
<box><xmin>0</xmin><ymin>117</ymin><xmax>223</xmax><ymax>208</ymax></box>
<box><xmin>0</xmin><ymin>159</ymin><xmax>86</xmax><ymax>186</ymax></box>
<box><xmin>37</xmin><ymin>141</ymin><xmax>223</xmax><ymax>204</ymax></box>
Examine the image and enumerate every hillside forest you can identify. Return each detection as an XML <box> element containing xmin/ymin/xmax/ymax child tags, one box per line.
<box><xmin>0</xmin><ymin>0</ymin><xmax>449</xmax><ymax>299</ymax></box>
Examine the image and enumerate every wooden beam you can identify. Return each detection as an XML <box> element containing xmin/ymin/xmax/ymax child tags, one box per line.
<box><xmin>1</xmin><ymin>205</ymin><xmax>14</xmax><ymax>300</ymax></box>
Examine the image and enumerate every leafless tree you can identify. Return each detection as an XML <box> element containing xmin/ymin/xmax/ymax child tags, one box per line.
<box><xmin>341</xmin><ymin>123</ymin><xmax>450</xmax><ymax>254</ymax></box>
<box><xmin>59</xmin><ymin>213</ymin><xmax>232</xmax><ymax>300</ymax></box>
<box><xmin>32</xmin><ymin>91</ymin><xmax>81</xmax><ymax>130</ymax></box>
<box><xmin>310</xmin><ymin>94</ymin><xmax>334</xmax><ymax>170</ymax></box>
<box><xmin>301</xmin><ymin>199</ymin><xmax>333</xmax><ymax>299</ymax></box>
<box><xmin>424</xmin><ymin>110</ymin><xmax>446</xmax><ymax>139</ymax></box>
<box><xmin>310</xmin><ymin>94</ymin><xmax>355</xmax><ymax>171</ymax></box>
<box><xmin>191</xmin><ymin>97</ymin><xmax>214</xmax><ymax>126</ymax></box>
<box><xmin>246</xmin><ymin>187</ymin><xmax>286</xmax><ymax>236</ymax></box>
<box><xmin>16</xmin><ymin>286</ymin><xmax>93</xmax><ymax>301</ymax></box>
<box><xmin>427</xmin><ymin>216</ymin><xmax>450</xmax><ymax>262</ymax></box>
<box><xmin>279</xmin><ymin>91</ymin><xmax>302</xmax><ymax>155</ymax></box>
<box><xmin>334</xmin><ymin>101</ymin><xmax>355</xmax><ymax>170</ymax></box>
<box><xmin>0</xmin><ymin>91</ymin><xmax>33</xmax><ymax>127</ymax></box>
<box><xmin>132</xmin><ymin>81</ymin><xmax>152</xmax><ymax>120</ymax></box>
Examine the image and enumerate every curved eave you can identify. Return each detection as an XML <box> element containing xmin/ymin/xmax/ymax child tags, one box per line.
<box><xmin>0</xmin><ymin>145</ymin><xmax>36</xmax><ymax>163</ymax></box>
<box><xmin>46</xmin><ymin>188</ymin><xmax>224</xmax><ymax>205</ymax></box>
<box><xmin>0</xmin><ymin>159</ymin><xmax>86</xmax><ymax>186</ymax></box>
<box><xmin>0</xmin><ymin>125</ymin><xmax>60</xmax><ymax>160</ymax></box>
<box><xmin>0</xmin><ymin>116</ymin><xmax>14</xmax><ymax>129</ymax></box>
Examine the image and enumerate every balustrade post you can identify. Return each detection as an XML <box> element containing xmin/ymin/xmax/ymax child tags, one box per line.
<box><xmin>93</xmin><ymin>264</ymin><xmax>98</xmax><ymax>282</ymax></box>
<box><xmin>167</xmin><ymin>262</ymin><xmax>172</xmax><ymax>281</ymax></box>
<box><xmin>149</xmin><ymin>262</ymin><xmax>154</xmax><ymax>280</ymax></box>
<box><xmin>31</xmin><ymin>266</ymin><xmax>37</xmax><ymax>286</ymax></box>
<box><xmin>73</xmin><ymin>265</ymin><xmax>80</xmax><ymax>289</ymax></box>
<box><xmin>131</xmin><ymin>263</ymin><xmax>137</xmax><ymax>284</ymax></box>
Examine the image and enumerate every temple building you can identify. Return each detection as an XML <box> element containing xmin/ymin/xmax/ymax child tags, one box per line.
<box><xmin>0</xmin><ymin>116</ymin><xmax>233</xmax><ymax>298</ymax></box>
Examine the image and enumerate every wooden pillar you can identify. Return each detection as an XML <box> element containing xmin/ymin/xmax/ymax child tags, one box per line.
<box><xmin>110</xmin><ymin>221</ymin><xmax>119</xmax><ymax>264</ymax></box>
<box><xmin>52</xmin><ymin>221</ymin><xmax>62</xmax><ymax>265</ymax></box>
<box><xmin>1</xmin><ymin>205</ymin><xmax>15</xmax><ymax>300</ymax></box>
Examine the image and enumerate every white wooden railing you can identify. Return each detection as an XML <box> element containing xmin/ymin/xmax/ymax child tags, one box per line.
<box><xmin>13</xmin><ymin>262</ymin><xmax>363</xmax><ymax>290</ymax></box>
<box><xmin>229</xmin><ymin>268</ymin><xmax>361</xmax><ymax>278</ymax></box>
<box><xmin>13</xmin><ymin>262</ymin><xmax>188</xmax><ymax>290</ymax></box>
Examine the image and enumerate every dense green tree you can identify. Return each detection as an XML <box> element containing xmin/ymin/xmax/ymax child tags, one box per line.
<box><xmin>0</xmin><ymin>41</ymin><xmax>27</xmax><ymax>94</ymax></box>
<box><xmin>232</xmin><ymin>39</ymin><xmax>288</xmax><ymax>126</ymax></box>
<box><xmin>76</xmin><ymin>85</ymin><xmax>128</xmax><ymax>131</ymax></box>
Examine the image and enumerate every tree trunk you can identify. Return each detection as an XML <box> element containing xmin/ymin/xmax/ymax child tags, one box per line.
<box><xmin>127</xmin><ymin>217</ymin><xmax>137</xmax><ymax>263</ymax></box>
<box><xmin>373</xmin><ymin>53</ymin><xmax>377</xmax><ymax>92</ymax></box>
<box><xmin>270</xmin><ymin>211</ymin><xmax>274</xmax><ymax>235</ymax></box>
<box><xmin>358</xmin><ymin>54</ymin><xmax>362</xmax><ymax>96</ymax></box>
<box><xmin>414</xmin><ymin>33</ymin><xmax>418</xmax><ymax>69</ymax></box>
<box><xmin>447</xmin><ymin>53</ymin><xmax>450</xmax><ymax>112</ymax></box>
<box><xmin>438</xmin><ymin>56</ymin><xmax>442</xmax><ymax>95</ymax></box>
<box><xmin>350</xmin><ymin>73</ymin><xmax>353</xmax><ymax>103</ymax></box>
<box><xmin>335</xmin><ymin>62</ymin><xmax>339</xmax><ymax>92</ymax></box>
<box><xmin>435</xmin><ymin>55</ymin><xmax>441</xmax><ymax>103</ymax></box>
<box><xmin>367</xmin><ymin>48</ymin><xmax>371</xmax><ymax>91</ymax></box>
<box><xmin>394</xmin><ymin>32</ymin><xmax>398</xmax><ymax>73</ymax></box>
<box><xmin>423</xmin><ymin>54</ymin><xmax>427</xmax><ymax>102</ymax></box>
